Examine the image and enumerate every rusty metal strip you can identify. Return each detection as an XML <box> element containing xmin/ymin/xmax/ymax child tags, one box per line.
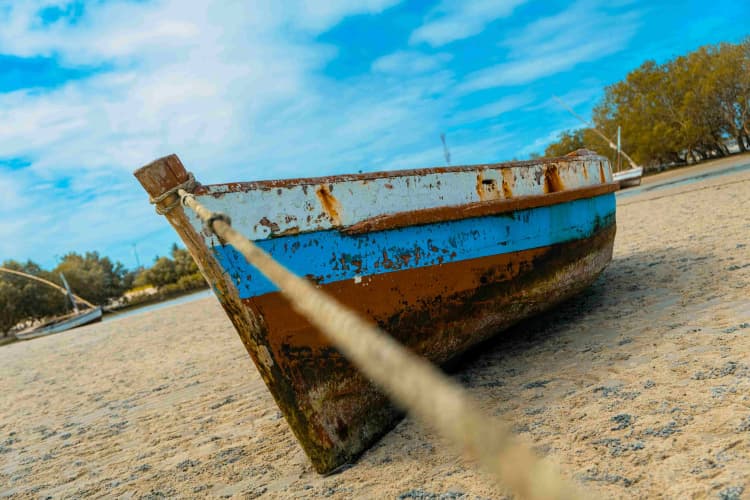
<box><xmin>192</xmin><ymin>152</ymin><xmax>607</xmax><ymax>193</ymax></box>
<box><xmin>343</xmin><ymin>182</ymin><xmax>619</xmax><ymax>235</ymax></box>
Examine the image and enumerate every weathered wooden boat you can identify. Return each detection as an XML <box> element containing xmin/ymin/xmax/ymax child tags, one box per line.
<box><xmin>613</xmin><ymin>166</ymin><xmax>643</xmax><ymax>188</ymax></box>
<box><xmin>15</xmin><ymin>306</ymin><xmax>103</xmax><ymax>340</ymax></box>
<box><xmin>134</xmin><ymin>148</ymin><xmax>617</xmax><ymax>474</ymax></box>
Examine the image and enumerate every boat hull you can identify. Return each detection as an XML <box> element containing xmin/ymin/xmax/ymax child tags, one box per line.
<box><xmin>247</xmin><ymin>223</ymin><xmax>614</xmax><ymax>472</ymax></box>
<box><xmin>134</xmin><ymin>151</ymin><xmax>617</xmax><ymax>473</ymax></box>
<box><xmin>15</xmin><ymin>307</ymin><xmax>103</xmax><ymax>340</ymax></box>
<box><xmin>613</xmin><ymin>166</ymin><xmax>643</xmax><ymax>188</ymax></box>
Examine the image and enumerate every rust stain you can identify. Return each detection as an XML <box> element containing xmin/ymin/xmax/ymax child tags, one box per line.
<box><xmin>501</xmin><ymin>168</ymin><xmax>514</xmax><ymax>198</ymax></box>
<box><xmin>278</xmin><ymin>226</ymin><xmax>301</xmax><ymax>237</ymax></box>
<box><xmin>381</xmin><ymin>250</ymin><xmax>395</xmax><ymax>270</ymax></box>
<box><xmin>258</xmin><ymin>216</ymin><xmax>281</xmax><ymax>233</ymax></box>
<box><xmin>599</xmin><ymin>161</ymin><xmax>606</xmax><ymax>183</ymax></box>
<box><xmin>351</xmin><ymin>259</ymin><xmax>363</xmax><ymax>274</ymax></box>
<box><xmin>343</xmin><ymin>182</ymin><xmax>618</xmax><ymax>235</ymax></box>
<box><xmin>476</xmin><ymin>171</ymin><xmax>486</xmax><ymax>201</ymax></box>
<box><xmin>533</xmin><ymin>167</ymin><xmax>544</xmax><ymax>185</ymax></box>
<box><xmin>476</xmin><ymin>170</ymin><xmax>501</xmax><ymax>202</ymax></box>
<box><xmin>315</xmin><ymin>185</ymin><xmax>342</xmax><ymax>226</ymax></box>
<box><xmin>543</xmin><ymin>165</ymin><xmax>565</xmax><ymax>193</ymax></box>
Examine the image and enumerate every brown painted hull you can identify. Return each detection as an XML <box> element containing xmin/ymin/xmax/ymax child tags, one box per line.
<box><xmin>245</xmin><ymin>224</ymin><xmax>615</xmax><ymax>472</ymax></box>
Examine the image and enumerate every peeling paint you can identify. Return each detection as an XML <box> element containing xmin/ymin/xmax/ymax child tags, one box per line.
<box><xmin>190</xmin><ymin>153</ymin><xmax>614</xmax><ymax>240</ymax></box>
<box><xmin>259</xmin><ymin>345</ymin><xmax>274</xmax><ymax>368</ymax></box>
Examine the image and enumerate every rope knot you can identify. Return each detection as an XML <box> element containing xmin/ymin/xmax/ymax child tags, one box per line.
<box><xmin>149</xmin><ymin>172</ymin><xmax>199</xmax><ymax>215</ymax></box>
<box><xmin>204</xmin><ymin>213</ymin><xmax>232</xmax><ymax>236</ymax></box>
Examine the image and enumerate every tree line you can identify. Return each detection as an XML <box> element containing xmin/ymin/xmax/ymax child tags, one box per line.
<box><xmin>1</xmin><ymin>245</ymin><xmax>204</xmax><ymax>336</ymax></box>
<box><xmin>541</xmin><ymin>38</ymin><xmax>750</xmax><ymax>167</ymax></box>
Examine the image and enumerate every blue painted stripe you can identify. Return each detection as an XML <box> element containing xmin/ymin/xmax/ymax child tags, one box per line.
<box><xmin>214</xmin><ymin>193</ymin><xmax>616</xmax><ymax>299</ymax></box>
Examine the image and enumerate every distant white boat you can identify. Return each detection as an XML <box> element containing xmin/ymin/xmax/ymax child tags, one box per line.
<box><xmin>0</xmin><ymin>267</ymin><xmax>103</xmax><ymax>340</ymax></box>
<box><xmin>15</xmin><ymin>306</ymin><xmax>103</xmax><ymax>340</ymax></box>
<box><xmin>551</xmin><ymin>96</ymin><xmax>643</xmax><ymax>190</ymax></box>
<box><xmin>613</xmin><ymin>166</ymin><xmax>643</xmax><ymax>188</ymax></box>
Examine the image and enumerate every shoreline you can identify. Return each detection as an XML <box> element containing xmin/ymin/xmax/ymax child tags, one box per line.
<box><xmin>640</xmin><ymin>150</ymin><xmax>750</xmax><ymax>182</ymax></box>
<box><xmin>103</xmin><ymin>286</ymin><xmax>211</xmax><ymax>319</ymax></box>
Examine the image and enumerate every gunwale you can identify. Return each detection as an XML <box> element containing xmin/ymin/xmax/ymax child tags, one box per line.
<box><xmin>343</xmin><ymin>182</ymin><xmax>618</xmax><ymax>235</ymax></box>
<box><xmin>192</xmin><ymin>152</ymin><xmax>609</xmax><ymax>193</ymax></box>
<box><xmin>187</xmin><ymin>152</ymin><xmax>614</xmax><ymax>241</ymax></box>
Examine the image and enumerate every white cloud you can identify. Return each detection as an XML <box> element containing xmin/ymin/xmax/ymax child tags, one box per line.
<box><xmin>289</xmin><ymin>0</ymin><xmax>401</xmax><ymax>32</ymax></box>
<box><xmin>410</xmin><ymin>0</ymin><xmax>527</xmax><ymax>47</ymax></box>
<box><xmin>0</xmin><ymin>1</ymin><xmax>400</xmax><ymax>63</ymax></box>
<box><xmin>372</xmin><ymin>51</ymin><xmax>452</xmax><ymax>75</ymax></box>
<box><xmin>457</xmin><ymin>1</ymin><xmax>640</xmax><ymax>92</ymax></box>
<box><xmin>0</xmin><ymin>0</ymin><xmax>645</xmax><ymax>269</ymax></box>
<box><xmin>450</xmin><ymin>93</ymin><xmax>534</xmax><ymax>124</ymax></box>
<box><xmin>0</xmin><ymin>0</ymin><xmax>420</xmax><ymax>266</ymax></box>
<box><xmin>526</xmin><ymin>84</ymin><xmax>603</xmax><ymax>112</ymax></box>
<box><xmin>517</xmin><ymin>127</ymin><xmax>571</xmax><ymax>158</ymax></box>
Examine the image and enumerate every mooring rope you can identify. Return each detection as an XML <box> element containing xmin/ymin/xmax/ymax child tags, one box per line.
<box><xmin>0</xmin><ymin>267</ymin><xmax>96</xmax><ymax>309</ymax></box>
<box><xmin>177</xmin><ymin>188</ymin><xmax>578</xmax><ymax>500</ymax></box>
<box><xmin>149</xmin><ymin>172</ymin><xmax>198</xmax><ymax>215</ymax></box>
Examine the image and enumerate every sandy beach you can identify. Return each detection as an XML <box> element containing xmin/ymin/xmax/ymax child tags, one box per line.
<box><xmin>1</xmin><ymin>156</ymin><xmax>749</xmax><ymax>499</ymax></box>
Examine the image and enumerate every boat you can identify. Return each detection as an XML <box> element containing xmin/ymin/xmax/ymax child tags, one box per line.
<box><xmin>0</xmin><ymin>268</ymin><xmax>103</xmax><ymax>340</ymax></box>
<box><xmin>613</xmin><ymin>165</ymin><xmax>643</xmax><ymax>188</ymax></box>
<box><xmin>14</xmin><ymin>306</ymin><xmax>103</xmax><ymax>340</ymax></box>
<box><xmin>552</xmin><ymin>95</ymin><xmax>643</xmax><ymax>190</ymax></box>
<box><xmin>134</xmin><ymin>148</ymin><xmax>618</xmax><ymax>474</ymax></box>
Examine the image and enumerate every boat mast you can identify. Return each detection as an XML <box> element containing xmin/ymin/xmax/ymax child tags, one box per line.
<box><xmin>0</xmin><ymin>267</ymin><xmax>95</xmax><ymax>309</ymax></box>
<box><xmin>553</xmin><ymin>95</ymin><xmax>640</xmax><ymax>170</ymax></box>
<box><xmin>59</xmin><ymin>273</ymin><xmax>80</xmax><ymax>314</ymax></box>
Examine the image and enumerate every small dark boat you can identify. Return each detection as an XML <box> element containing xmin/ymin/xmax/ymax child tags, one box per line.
<box><xmin>135</xmin><ymin>149</ymin><xmax>617</xmax><ymax>473</ymax></box>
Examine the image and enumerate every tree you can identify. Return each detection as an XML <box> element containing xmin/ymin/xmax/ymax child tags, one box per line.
<box><xmin>53</xmin><ymin>252</ymin><xmax>129</xmax><ymax>305</ymax></box>
<box><xmin>592</xmin><ymin>60</ymin><xmax>684</xmax><ymax>166</ymax></box>
<box><xmin>544</xmin><ymin>129</ymin><xmax>586</xmax><ymax>157</ymax></box>
<box><xmin>541</xmin><ymin>128</ymin><xmax>615</xmax><ymax>164</ymax></box>
<box><xmin>171</xmin><ymin>243</ymin><xmax>199</xmax><ymax>278</ymax></box>
<box><xmin>0</xmin><ymin>279</ymin><xmax>24</xmax><ymax>334</ymax></box>
<box><xmin>0</xmin><ymin>260</ymin><xmax>69</xmax><ymax>335</ymax></box>
<box><xmin>544</xmin><ymin>38</ymin><xmax>750</xmax><ymax>168</ymax></box>
<box><xmin>697</xmin><ymin>41</ymin><xmax>750</xmax><ymax>152</ymax></box>
<box><xmin>132</xmin><ymin>244</ymin><xmax>199</xmax><ymax>289</ymax></box>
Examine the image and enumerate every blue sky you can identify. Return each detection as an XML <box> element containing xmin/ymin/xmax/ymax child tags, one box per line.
<box><xmin>1</xmin><ymin>0</ymin><xmax>748</xmax><ymax>270</ymax></box>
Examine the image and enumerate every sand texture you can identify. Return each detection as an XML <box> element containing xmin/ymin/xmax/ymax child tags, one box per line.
<box><xmin>1</xmin><ymin>158</ymin><xmax>749</xmax><ymax>499</ymax></box>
